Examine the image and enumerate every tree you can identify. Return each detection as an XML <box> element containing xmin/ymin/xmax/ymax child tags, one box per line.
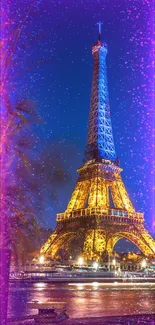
<box><xmin>0</xmin><ymin>98</ymin><xmax>69</xmax><ymax>267</ymax></box>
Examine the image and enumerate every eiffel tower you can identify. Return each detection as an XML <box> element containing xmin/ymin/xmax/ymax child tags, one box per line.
<box><xmin>41</xmin><ymin>24</ymin><xmax>155</xmax><ymax>261</ymax></box>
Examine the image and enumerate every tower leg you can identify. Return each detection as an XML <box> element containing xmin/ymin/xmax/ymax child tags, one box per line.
<box><xmin>83</xmin><ymin>229</ymin><xmax>106</xmax><ymax>260</ymax></box>
<box><xmin>106</xmin><ymin>227</ymin><xmax>155</xmax><ymax>258</ymax></box>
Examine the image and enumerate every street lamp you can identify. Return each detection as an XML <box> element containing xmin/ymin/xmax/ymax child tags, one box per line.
<box><xmin>112</xmin><ymin>258</ymin><xmax>116</xmax><ymax>271</ymax></box>
<box><xmin>112</xmin><ymin>258</ymin><xmax>116</xmax><ymax>266</ymax></box>
<box><xmin>39</xmin><ymin>255</ymin><xmax>44</xmax><ymax>264</ymax></box>
<box><xmin>78</xmin><ymin>257</ymin><xmax>83</xmax><ymax>266</ymax></box>
<box><xmin>141</xmin><ymin>259</ymin><xmax>147</xmax><ymax>269</ymax></box>
<box><xmin>93</xmin><ymin>262</ymin><xmax>99</xmax><ymax>270</ymax></box>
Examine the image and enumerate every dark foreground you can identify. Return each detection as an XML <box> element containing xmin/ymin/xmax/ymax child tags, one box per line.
<box><xmin>8</xmin><ymin>314</ymin><xmax>155</xmax><ymax>325</ymax></box>
<box><xmin>8</xmin><ymin>281</ymin><xmax>155</xmax><ymax>324</ymax></box>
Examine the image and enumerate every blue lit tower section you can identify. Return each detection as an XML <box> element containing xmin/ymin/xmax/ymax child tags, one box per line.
<box><xmin>84</xmin><ymin>23</ymin><xmax>116</xmax><ymax>163</ymax></box>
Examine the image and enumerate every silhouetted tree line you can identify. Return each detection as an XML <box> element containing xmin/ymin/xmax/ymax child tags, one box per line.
<box><xmin>0</xmin><ymin>99</ymin><xmax>70</xmax><ymax>267</ymax></box>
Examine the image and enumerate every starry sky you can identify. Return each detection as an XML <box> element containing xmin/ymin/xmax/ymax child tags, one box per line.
<box><xmin>4</xmin><ymin>0</ymin><xmax>154</xmax><ymax>239</ymax></box>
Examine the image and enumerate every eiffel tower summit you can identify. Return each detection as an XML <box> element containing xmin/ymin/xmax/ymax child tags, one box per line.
<box><xmin>41</xmin><ymin>23</ymin><xmax>155</xmax><ymax>261</ymax></box>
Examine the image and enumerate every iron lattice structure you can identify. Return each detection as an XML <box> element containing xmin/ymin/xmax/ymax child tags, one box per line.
<box><xmin>84</xmin><ymin>40</ymin><xmax>116</xmax><ymax>163</ymax></box>
<box><xmin>41</xmin><ymin>28</ymin><xmax>155</xmax><ymax>261</ymax></box>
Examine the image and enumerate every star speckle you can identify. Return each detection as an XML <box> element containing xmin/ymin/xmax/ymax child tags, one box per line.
<box><xmin>2</xmin><ymin>0</ymin><xmax>154</xmax><ymax>233</ymax></box>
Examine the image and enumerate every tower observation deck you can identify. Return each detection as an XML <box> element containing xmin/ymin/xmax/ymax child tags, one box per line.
<box><xmin>41</xmin><ymin>24</ymin><xmax>155</xmax><ymax>260</ymax></box>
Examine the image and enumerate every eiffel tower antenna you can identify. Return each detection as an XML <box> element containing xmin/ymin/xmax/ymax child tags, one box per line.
<box><xmin>97</xmin><ymin>21</ymin><xmax>103</xmax><ymax>40</ymax></box>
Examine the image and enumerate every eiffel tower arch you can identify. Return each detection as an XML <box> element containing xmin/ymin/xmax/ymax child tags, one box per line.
<box><xmin>41</xmin><ymin>25</ymin><xmax>155</xmax><ymax>261</ymax></box>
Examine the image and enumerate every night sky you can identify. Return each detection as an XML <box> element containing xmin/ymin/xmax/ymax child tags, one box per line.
<box><xmin>5</xmin><ymin>0</ymin><xmax>154</xmax><ymax>240</ymax></box>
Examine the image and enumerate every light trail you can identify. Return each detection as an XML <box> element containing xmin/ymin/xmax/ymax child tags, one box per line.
<box><xmin>68</xmin><ymin>281</ymin><xmax>155</xmax><ymax>286</ymax></box>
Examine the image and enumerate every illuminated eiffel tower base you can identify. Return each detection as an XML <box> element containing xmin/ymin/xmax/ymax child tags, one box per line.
<box><xmin>41</xmin><ymin>159</ymin><xmax>155</xmax><ymax>260</ymax></box>
<box><xmin>41</xmin><ymin>25</ymin><xmax>155</xmax><ymax>261</ymax></box>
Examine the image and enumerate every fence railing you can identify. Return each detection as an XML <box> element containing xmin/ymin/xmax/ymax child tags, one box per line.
<box><xmin>57</xmin><ymin>208</ymin><xmax>144</xmax><ymax>223</ymax></box>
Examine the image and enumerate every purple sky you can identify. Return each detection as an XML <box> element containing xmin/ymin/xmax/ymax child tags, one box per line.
<box><xmin>3</xmin><ymin>1</ymin><xmax>154</xmax><ymax>251</ymax></box>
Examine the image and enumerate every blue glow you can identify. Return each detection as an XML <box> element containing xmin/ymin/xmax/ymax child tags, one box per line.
<box><xmin>84</xmin><ymin>41</ymin><xmax>116</xmax><ymax>163</ymax></box>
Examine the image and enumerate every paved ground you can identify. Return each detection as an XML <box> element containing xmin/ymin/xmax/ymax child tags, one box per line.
<box><xmin>8</xmin><ymin>314</ymin><xmax>155</xmax><ymax>324</ymax></box>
